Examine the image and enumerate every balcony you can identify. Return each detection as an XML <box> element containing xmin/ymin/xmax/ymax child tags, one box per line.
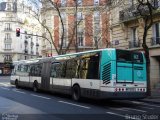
<box><xmin>4</xmin><ymin>38</ymin><xmax>12</xmax><ymax>43</ymax></box>
<box><xmin>4</xmin><ymin>28</ymin><xmax>12</xmax><ymax>31</ymax></box>
<box><xmin>24</xmin><ymin>40</ymin><xmax>28</xmax><ymax>44</ymax></box>
<box><xmin>119</xmin><ymin>1</ymin><xmax>160</xmax><ymax>22</ymax></box>
<box><xmin>4</xmin><ymin>48</ymin><xmax>12</xmax><ymax>51</ymax></box>
<box><xmin>129</xmin><ymin>40</ymin><xmax>141</xmax><ymax>48</ymax></box>
<box><xmin>31</xmin><ymin>51</ymin><xmax>34</xmax><ymax>55</ymax></box>
<box><xmin>36</xmin><ymin>52</ymin><xmax>39</xmax><ymax>56</ymax></box>
<box><xmin>36</xmin><ymin>43</ymin><xmax>39</xmax><ymax>47</ymax></box>
<box><xmin>24</xmin><ymin>49</ymin><xmax>28</xmax><ymax>54</ymax></box>
<box><xmin>31</xmin><ymin>42</ymin><xmax>34</xmax><ymax>46</ymax></box>
<box><xmin>151</xmin><ymin>37</ymin><xmax>160</xmax><ymax>46</ymax></box>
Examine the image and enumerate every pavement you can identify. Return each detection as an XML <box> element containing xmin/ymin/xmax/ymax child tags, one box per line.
<box><xmin>139</xmin><ymin>90</ymin><xmax>160</xmax><ymax>104</ymax></box>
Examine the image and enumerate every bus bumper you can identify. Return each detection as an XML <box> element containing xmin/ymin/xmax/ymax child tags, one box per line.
<box><xmin>100</xmin><ymin>91</ymin><xmax>147</xmax><ymax>99</ymax></box>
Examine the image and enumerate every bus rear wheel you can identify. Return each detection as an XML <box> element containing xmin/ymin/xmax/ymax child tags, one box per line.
<box><xmin>72</xmin><ymin>85</ymin><xmax>81</xmax><ymax>101</ymax></box>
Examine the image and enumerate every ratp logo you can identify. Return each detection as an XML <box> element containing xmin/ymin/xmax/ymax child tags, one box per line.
<box><xmin>137</xmin><ymin>71</ymin><xmax>142</xmax><ymax>77</ymax></box>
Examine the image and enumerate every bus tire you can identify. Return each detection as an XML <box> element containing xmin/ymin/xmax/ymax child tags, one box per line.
<box><xmin>72</xmin><ymin>85</ymin><xmax>81</xmax><ymax>101</ymax></box>
<box><xmin>33</xmin><ymin>81</ymin><xmax>38</xmax><ymax>92</ymax></box>
<box><xmin>15</xmin><ymin>80</ymin><xmax>19</xmax><ymax>88</ymax></box>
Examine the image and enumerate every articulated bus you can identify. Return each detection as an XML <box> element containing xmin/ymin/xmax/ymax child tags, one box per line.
<box><xmin>10</xmin><ymin>48</ymin><xmax>147</xmax><ymax>101</ymax></box>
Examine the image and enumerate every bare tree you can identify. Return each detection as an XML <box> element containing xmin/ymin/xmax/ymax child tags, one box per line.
<box><xmin>27</xmin><ymin>0</ymin><xmax>58</xmax><ymax>54</ymax></box>
<box><xmin>28</xmin><ymin>0</ymin><xmax>87</xmax><ymax>55</ymax></box>
<box><xmin>107</xmin><ymin>0</ymin><xmax>159</xmax><ymax>96</ymax></box>
<box><xmin>136</xmin><ymin>0</ymin><xmax>159</xmax><ymax>96</ymax></box>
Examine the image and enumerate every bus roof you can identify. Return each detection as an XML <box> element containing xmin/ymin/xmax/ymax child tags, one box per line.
<box><xmin>52</xmin><ymin>48</ymin><xmax>116</xmax><ymax>59</ymax></box>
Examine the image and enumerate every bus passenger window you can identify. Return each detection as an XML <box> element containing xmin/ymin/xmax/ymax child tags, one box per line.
<box><xmin>87</xmin><ymin>54</ymin><xmax>99</xmax><ymax>79</ymax></box>
<box><xmin>66</xmin><ymin>60</ymin><xmax>77</xmax><ymax>78</ymax></box>
<box><xmin>50</xmin><ymin>65</ymin><xmax>57</xmax><ymax>77</ymax></box>
<box><xmin>117</xmin><ymin>50</ymin><xmax>132</xmax><ymax>62</ymax></box>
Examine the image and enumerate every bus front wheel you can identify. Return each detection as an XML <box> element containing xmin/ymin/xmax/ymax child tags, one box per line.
<box><xmin>72</xmin><ymin>85</ymin><xmax>81</xmax><ymax>101</ymax></box>
<box><xmin>15</xmin><ymin>80</ymin><xmax>19</xmax><ymax>88</ymax></box>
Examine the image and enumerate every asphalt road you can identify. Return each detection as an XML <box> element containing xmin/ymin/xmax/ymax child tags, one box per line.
<box><xmin>0</xmin><ymin>76</ymin><xmax>159</xmax><ymax>120</ymax></box>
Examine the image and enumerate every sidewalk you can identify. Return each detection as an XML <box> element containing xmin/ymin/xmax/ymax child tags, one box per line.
<box><xmin>139</xmin><ymin>90</ymin><xmax>160</xmax><ymax>104</ymax></box>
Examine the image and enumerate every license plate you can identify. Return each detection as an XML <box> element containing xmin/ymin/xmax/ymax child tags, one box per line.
<box><xmin>126</xmin><ymin>88</ymin><xmax>135</xmax><ymax>91</ymax></box>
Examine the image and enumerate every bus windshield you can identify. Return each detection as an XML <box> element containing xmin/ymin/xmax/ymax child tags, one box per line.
<box><xmin>117</xmin><ymin>50</ymin><xmax>143</xmax><ymax>64</ymax></box>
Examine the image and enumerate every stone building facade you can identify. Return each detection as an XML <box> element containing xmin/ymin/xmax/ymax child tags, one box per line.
<box><xmin>110</xmin><ymin>0</ymin><xmax>160</xmax><ymax>91</ymax></box>
<box><xmin>0</xmin><ymin>0</ymin><xmax>41</xmax><ymax>75</ymax></box>
<box><xmin>41</xmin><ymin>0</ymin><xmax>110</xmax><ymax>56</ymax></box>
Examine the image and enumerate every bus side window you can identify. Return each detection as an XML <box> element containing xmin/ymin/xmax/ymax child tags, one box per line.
<box><xmin>30</xmin><ymin>66</ymin><xmax>35</xmax><ymax>76</ymax></box>
<box><xmin>79</xmin><ymin>59</ymin><xmax>89</xmax><ymax>79</ymax></box>
<box><xmin>17</xmin><ymin>65</ymin><xmax>21</xmax><ymax>72</ymax></box>
<box><xmin>51</xmin><ymin>62</ymin><xmax>62</xmax><ymax>78</ymax></box>
<box><xmin>50</xmin><ymin>64</ymin><xmax>57</xmax><ymax>77</ymax></box>
<box><xmin>66</xmin><ymin>60</ymin><xmax>77</xmax><ymax>78</ymax></box>
<box><xmin>38</xmin><ymin>64</ymin><xmax>42</xmax><ymax>76</ymax></box>
<box><xmin>87</xmin><ymin>55</ymin><xmax>100</xmax><ymax>79</ymax></box>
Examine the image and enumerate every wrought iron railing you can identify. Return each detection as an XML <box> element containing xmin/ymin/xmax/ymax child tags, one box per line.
<box><xmin>119</xmin><ymin>1</ymin><xmax>160</xmax><ymax>22</ymax></box>
<box><xmin>129</xmin><ymin>40</ymin><xmax>141</xmax><ymax>48</ymax></box>
<box><xmin>151</xmin><ymin>37</ymin><xmax>160</xmax><ymax>46</ymax></box>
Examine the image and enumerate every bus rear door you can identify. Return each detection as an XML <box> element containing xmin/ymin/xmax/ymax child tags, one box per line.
<box><xmin>116</xmin><ymin>50</ymin><xmax>133</xmax><ymax>83</ymax></box>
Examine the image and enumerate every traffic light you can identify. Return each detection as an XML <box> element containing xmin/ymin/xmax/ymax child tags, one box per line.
<box><xmin>16</xmin><ymin>28</ymin><xmax>20</xmax><ymax>37</ymax></box>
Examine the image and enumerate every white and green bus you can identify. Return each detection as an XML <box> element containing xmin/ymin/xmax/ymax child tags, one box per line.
<box><xmin>10</xmin><ymin>48</ymin><xmax>147</xmax><ymax>101</ymax></box>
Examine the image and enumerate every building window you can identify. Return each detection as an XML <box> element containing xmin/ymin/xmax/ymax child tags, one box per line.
<box><xmin>6</xmin><ymin>3</ymin><xmax>11</xmax><ymax>11</ymax></box>
<box><xmin>131</xmin><ymin>27</ymin><xmax>138</xmax><ymax>42</ymax></box>
<box><xmin>94</xmin><ymin>11</ymin><xmax>100</xmax><ymax>22</ymax></box>
<box><xmin>94</xmin><ymin>0</ymin><xmax>99</xmax><ymax>5</ymax></box>
<box><xmin>130</xmin><ymin>27</ymin><xmax>139</xmax><ymax>48</ymax></box>
<box><xmin>5</xmin><ymin>33</ymin><xmax>11</xmax><ymax>40</ymax></box>
<box><xmin>77</xmin><ymin>0</ymin><xmax>82</xmax><ymax>6</ymax></box>
<box><xmin>4</xmin><ymin>55</ymin><xmax>12</xmax><ymax>62</ymax></box>
<box><xmin>77</xmin><ymin>28</ymin><xmax>84</xmax><ymax>46</ymax></box>
<box><xmin>129</xmin><ymin>0</ymin><xmax>134</xmax><ymax>6</ymax></box>
<box><xmin>77</xmin><ymin>12</ymin><xmax>83</xmax><ymax>21</ymax></box>
<box><xmin>5</xmin><ymin>23</ymin><xmax>11</xmax><ymax>30</ymax></box>
<box><xmin>78</xmin><ymin>35</ymin><xmax>83</xmax><ymax>46</ymax></box>
<box><xmin>60</xmin><ymin>12</ymin><xmax>67</xmax><ymax>47</ymax></box>
<box><xmin>5</xmin><ymin>44</ymin><xmax>11</xmax><ymax>50</ymax></box>
<box><xmin>93</xmin><ymin>11</ymin><xmax>101</xmax><ymax>47</ymax></box>
<box><xmin>61</xmin><ymin>0</ymin><xmax>66</xmax><ymax>6</ymax></box>
<box><xmin>152</xmin><ymin>23</ymin><xmax>160</xmax><ymax>45</ymax></box>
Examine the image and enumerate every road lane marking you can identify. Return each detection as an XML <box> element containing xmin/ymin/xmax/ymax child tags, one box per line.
<box><xmin>142</xmin><ymin>103</ymin><xmax>160</xmax><ymax>108</ymax></box>
<box><xmin>131</xmin><ymin>101</ymin><xmax>144</xmax><ymax>104</ymax></box>
<box><xmin>31</xmin><ymin>94</ymin><xmax>51</xmax><ymax>100</ymax></box>
<box><xmin>139</xmin><ymin>106</ymin><xmax>154</xmax><ymax>110</ymax></box>
<box><xmin>106</xmin><ymin>112</ymin><xmax>126</xmax><ymax>118</ymax></box>
<box><xmin>13</xmin><ymin>89</ymin><xmax>26</xmax><ymax>94</ymax></box>
<box><xmin>109</xmin><ymin>107</ymin><xmax>129</xmax><ymax>111</ymax></box>
<box><xmin>123</xmin><ymin>107</ymin><xmax>146</xmax><ymax>113</ymax></box>
<box><xmin>0</xmin><ymin>83</ymin><xmax>9</xmax><ymax>87</ymax></box>
<box><xmin>0</xmin><ymin>87</ymin><xmax>10</xmax><ymax>90</ymax></box>
<box><xmin>58</xmin><ymin>101</ymin><xmax>90</xmax><ymax>109</ymax></box>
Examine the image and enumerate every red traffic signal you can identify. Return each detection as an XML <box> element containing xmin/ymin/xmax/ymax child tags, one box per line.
<box><xmin>16</xmin><ymin>28</ymin><xmax>20</xmax><ymax>37</ymax></box>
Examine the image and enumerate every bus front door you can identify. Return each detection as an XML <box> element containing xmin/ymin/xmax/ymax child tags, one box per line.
<box><xmin>41</xmin><ymin>62</ymin><xmax>51</xmax><ymax>90</ymax></box>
